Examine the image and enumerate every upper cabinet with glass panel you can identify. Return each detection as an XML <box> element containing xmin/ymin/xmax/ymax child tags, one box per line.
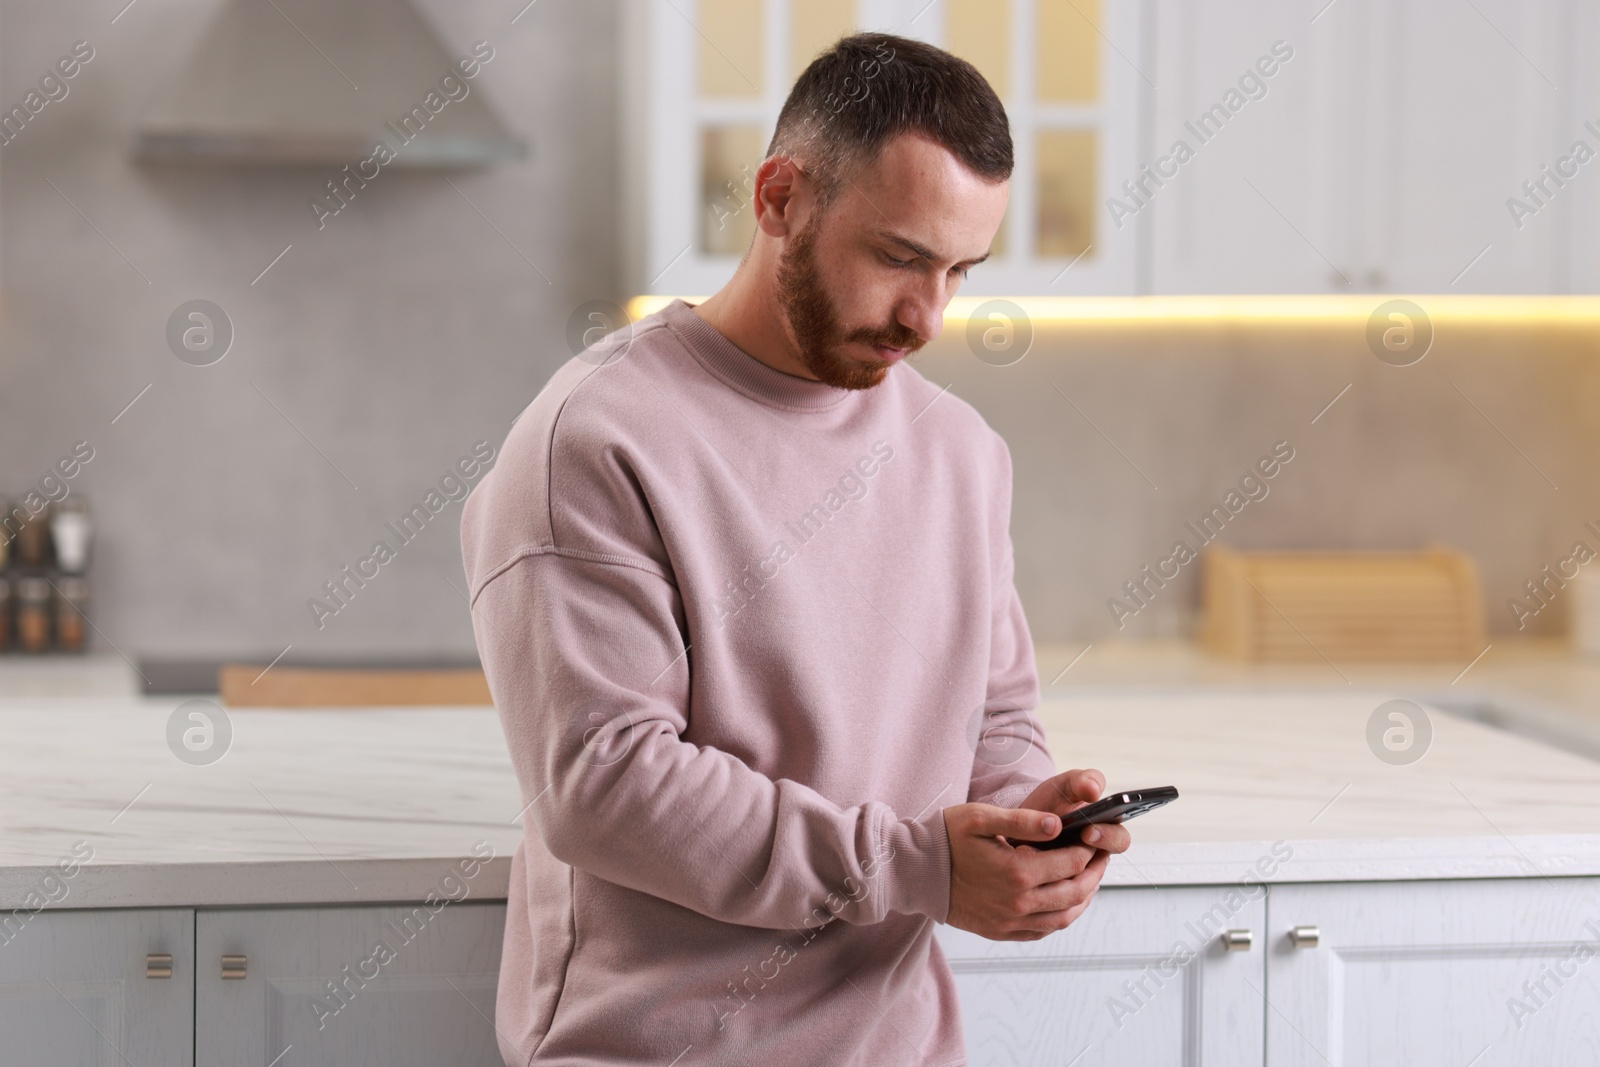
<box><xmin>623</xmin><ymin>0</ymin><xmax>1600</xmax><ymax>298</ymax></box>
<box><xmin>619</xmin><ymin>0</ymin><xmax>1147</xmax><ymax>297</ymax></box>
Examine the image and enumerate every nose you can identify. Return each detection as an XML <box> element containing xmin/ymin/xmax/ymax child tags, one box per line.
<box><xmin>897</xmin><ymin>288</ymin><xmax>944</xmax><ymax>346</ymax></box>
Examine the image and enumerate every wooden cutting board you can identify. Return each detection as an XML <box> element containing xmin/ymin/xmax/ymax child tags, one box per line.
<box><xmin>1200</xmin><ymin>545</ymin><xmax>1485</xmax><ymax>662</ymax></box>
<box><xmin>219</xmin><ymin>665</ymin><xmax>493</xmax><ymax>707</ymax></box>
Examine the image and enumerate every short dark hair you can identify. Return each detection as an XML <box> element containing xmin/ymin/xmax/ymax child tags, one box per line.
<box><xmin>766</xmin><ymin>33</ymin><xmax>1013</xmax><ymax>208</ymax></box>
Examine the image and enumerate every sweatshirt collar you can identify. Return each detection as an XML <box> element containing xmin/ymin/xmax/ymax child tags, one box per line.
<box><xmin>662</xmin><ymin>299</ymin><xmax>854</xmax><ymax>412</ymax></box>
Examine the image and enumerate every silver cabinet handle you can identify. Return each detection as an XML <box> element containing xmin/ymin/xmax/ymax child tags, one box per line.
<box><xmin>146</xmin><ymin>953</ymin><xmax>172</xmax><ymax>979</ymax></box>
<box><xmin>1290</xmin><ymin>925</ymin><xmax>1320</xmax><ymax>948</ymax></box>
<box><xmin>221</xmin><ymin>954</ymin><xmax>247</xmax><ymax>979</ymax></box>
<box><xmin>1222</xmin><ymin>929</ymin><xmax>1253</xmax><ymax>952</ymax></box>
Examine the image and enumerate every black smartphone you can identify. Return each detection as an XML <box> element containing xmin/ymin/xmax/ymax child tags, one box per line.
<box><xmin>1019</xmin><ymin>786</ymin><xmax>1179</xmax><ymax>851</ymax></box>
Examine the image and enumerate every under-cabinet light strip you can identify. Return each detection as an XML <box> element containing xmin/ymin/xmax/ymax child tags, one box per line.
<box><xmin>626</xmin><ymin>294</ymin><xmax>1600</xmax><ymax>326</ymax></box>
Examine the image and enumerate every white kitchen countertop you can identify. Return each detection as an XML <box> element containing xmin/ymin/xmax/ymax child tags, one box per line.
<box><xmin>2</xmin><ymin>643</ymin><xmax>1598</xmax><ymax>910</ymax></box>
<box><xmin>0</xmin><ymin>698</ymin><xmax>524</xmax><ymax>911</ymax></box>
<box><xmin>1032</xmin><ymin>691</ymin><xmax>1600</xmax><ymax>886</ymax></box>
<box><xmin>1036</xmin><ymin>637</ymin><xmax>1600</xmax><ymax>756</ymax></box>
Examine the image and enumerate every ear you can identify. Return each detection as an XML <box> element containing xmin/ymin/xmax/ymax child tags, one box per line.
<box><xmin>753</xmin><ymin>155</ymin><xmax>806</xmax><ymax>238</ymax></box>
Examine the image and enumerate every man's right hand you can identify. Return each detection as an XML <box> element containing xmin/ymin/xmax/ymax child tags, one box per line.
<box><xmin>942</xmin><ymin>803</ymin><xmax>1112</xmax><ymax>941</ymax></box>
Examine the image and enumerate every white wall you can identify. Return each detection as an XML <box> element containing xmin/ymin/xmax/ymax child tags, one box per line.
<box><xmin>0</xmin><ymin>0</ymin><xmax>618</xmax><ymax>660</ymax></box>
<box><xmin>1</xmin><ymin>0</ymin><xmax>1593</xmax><ymax>663</ymax></box>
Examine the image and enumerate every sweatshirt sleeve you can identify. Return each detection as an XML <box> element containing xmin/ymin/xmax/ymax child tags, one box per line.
<box><xmin>468</xmin><ymin>547</ymin><xmax>952</xmax><ymax>929</ymax></box>
<box><xmin>966</xmin><ymin>434</ymin><xmax>1057</xmax><ymax>810</ymax></box>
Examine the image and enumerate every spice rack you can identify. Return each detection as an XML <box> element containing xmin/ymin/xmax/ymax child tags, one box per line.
<box><xmin>0</xmin><ymin>496</ymin><xmax>93</xmax><ymax>654</ymax></box>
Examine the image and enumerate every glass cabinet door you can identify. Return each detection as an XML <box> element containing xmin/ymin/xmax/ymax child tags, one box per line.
<box><xmin>623</xmin><ymin>0</ymin><xmax>1145</xmax><ymax>298</ymax></box>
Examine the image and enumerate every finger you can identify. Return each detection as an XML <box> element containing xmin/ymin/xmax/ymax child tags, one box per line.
<box><xmin>1025</xmin><ymin>851</ymin><xmax>1110</xmax><ymax>914</ymax></box>
<box><xmin>1033</xmin><ymin>770</ymin><xmax>1092</xmax><ymax>812</ymax></box>
<box><xmin>1079</xmin><ymin>822</ymin><xmax>1131</xmax><ymax>853</ymax></box>
<box><xmin>995</xmin><ymin>929</ymin><xmax>1050</xmax><ymax>943</ymax></box>
<box><xmin>1071</xmin><ymin>849</ymin><xmax>1111</xmax><ymax>901</ymax></box>
<box><xmin>968</xmin><ymin>803</ymin><xmax>1060</xmax><ymax>844</ymax></box>
<box><xmin>1075</xmin><ymin>848</ymin><xmax>1111</xmax><ymax>891</ymax></box>
<box><xmin>1009</xmin><ymin>892</ymin><xmax>1097</xmax><ymax>939</ymax></box>
<box><xmin>1012</xmin><ymin>842</ymin><xmax>1100</xmax><ymax>892</ymax></box>
<box><xmin>1066</xmin><ymin>768</ymin><xmax>1106</xmax><ymax>803</ymax></box>
<box><xmin>1023</xmin><ymin>895</ymin><xmax>1095</xmax><ymax>935</ymax></box>
<box><xmin>1040</xmin><ymin>847</ymin><xmax>1111</xmax><ymax>897</ymax></box>
<box><xmin>1030</xmin><ymin>851</ymin><xmax>1107</xmax><ymax>921</ymax></box>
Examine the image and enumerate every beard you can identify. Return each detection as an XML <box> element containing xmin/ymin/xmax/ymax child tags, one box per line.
<box><xmin>774</xmin><ymin>213</ymin><xmax>925</xmax><ymax>391</ymax></box>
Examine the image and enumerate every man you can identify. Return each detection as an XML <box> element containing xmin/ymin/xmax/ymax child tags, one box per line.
<box><xmin>460</xmin><ymin>31</ymin><xmax>1131</xmax><ymax>1067</ymax></box>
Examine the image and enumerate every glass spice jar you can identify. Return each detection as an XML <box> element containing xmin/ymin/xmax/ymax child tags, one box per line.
<box><xmin>50</xmin><ymin>497</ymin><xmax>92</xmax><ymax>574</ymax></box>
<box><xmin>0</xmin><ymin>574</ymin><xmax>11</xmax><ymax>650</ymax></box>
<box><xmin>15</xmin><ymin>504</ymin><xmax>52</xmax><ymax>568</ymax></box>
<box><xmin>0</xmin><ymin>497</ymin><xmax>12</xmax><ymax>570</ymax></box>
<box><xmin>16</xmin><ymin>576</ymin><xmax>51</xmax><ymax>653</ymax></box>
<box><xmin>53</xmin><ymin>575</ymin><xmax>89</xmax><ymax>653</ymax></box>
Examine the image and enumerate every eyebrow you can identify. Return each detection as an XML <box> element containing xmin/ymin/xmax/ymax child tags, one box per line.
<box><xmin>877</xmin><ymin>230</ymin><xmax>992</xmax><ymax>268</ymax></box>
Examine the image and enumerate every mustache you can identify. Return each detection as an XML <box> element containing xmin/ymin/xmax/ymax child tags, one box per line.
<box><xmin>847</xmin><ymin>325</ymin><xmax>923</xmax><ymax>351</ymax></box>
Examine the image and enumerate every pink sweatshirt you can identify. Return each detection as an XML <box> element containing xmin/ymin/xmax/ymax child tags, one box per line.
<box><xmin>460</xmin><ymin>298</ymin><xmax>1056</xmax><ymax>1067</ymax></box>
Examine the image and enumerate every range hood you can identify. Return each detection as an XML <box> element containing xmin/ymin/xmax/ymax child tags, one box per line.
<box><xmin>137</xmin><ymin>0</ymin><xmax>525</xmax><ymax>167</ymax></box>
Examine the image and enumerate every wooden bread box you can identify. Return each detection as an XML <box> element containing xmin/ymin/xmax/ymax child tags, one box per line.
<box><xmin>1200</xmin><ymin>545</ymin><xmax>1486</xmax><ymax>662</ymax></box>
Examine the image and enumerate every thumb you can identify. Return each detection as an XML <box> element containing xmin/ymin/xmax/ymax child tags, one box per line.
<box><xmin>969</xmin><ymin>804</ymin><xmax>1059</xmax><ymax>843</ymax></box>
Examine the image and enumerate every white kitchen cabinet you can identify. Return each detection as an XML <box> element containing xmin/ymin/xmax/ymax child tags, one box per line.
<box><xmin>935</xmin><ymin>885</ymin><xmax>1267</xmax><ymax>1065</ymax></box>
<box><xmin>1148</xmin><ymin>0</ymin><xmax>1597</xmax><ymax>294</ymax></box>
<box><xmin>624</xmin><ymin>0</ymin><xmax>1598</xmax><ymax>298</ymax></box>
<box><xmin>1266</xmin><ymin>877</ymin><xmax>1600</xmax><ymax>1066</ymax></box>
<box><xmin>0</xmin><ymin>907</ymin><xmax>194</xmax><ymax>1066</ymax></box>
<box><xmin>1318</xmin><ymin>0</ymin><xmax>1580</xmax><ymax>294</ymax></box>
<box><xmin>940</xmin><ymin>876</ymin><xmax>1600</xmax><ymax>1065</ymax></box>
<box><xmin>1144</xmin><ymin>0</ymin><xmax>1337</xmax><ymax>293</ymax></box>
<box><xmin>195</xmin><ymin>901</ymin><xmax>506</xmax><ymax>1067</ymax></box>
<box><xmin>620</xmin><ymin>0</ymin><xmax>1147</xmax><ymax>298</ymax></box>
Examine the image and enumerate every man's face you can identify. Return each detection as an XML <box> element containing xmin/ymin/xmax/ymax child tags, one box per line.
<box><xmin>774</xmin><ymin>133</ymin><xmax>1009</xmax><ymax>391</ymax></box>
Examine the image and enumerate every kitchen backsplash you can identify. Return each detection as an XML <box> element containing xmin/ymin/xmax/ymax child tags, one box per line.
<box><xmin>2</xmin><ymin>0</ymin><xmax>1597</xmax><ymax>659</ymax></box>
<box><xmin>911</xmin><ymin>316</ymin><xmax>1600</xmax><ymax>645</ymax></box>
<box><xmin>0</xmin><ymin>0</ymin><xmax>612</xmax><ymax>661</ymax></box>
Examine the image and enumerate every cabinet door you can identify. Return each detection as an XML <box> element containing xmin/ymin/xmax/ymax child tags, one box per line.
<box><xmin>1330</xmin><ymin>0</ymin><xmax>1575</xmax><ymax>293</ymax></box>
<box><xmin>1150</xmin><ymin>0</ymin><xmax>1586</xmax><ymax>294</ymax></box>
<box><xmin>1267</xmin><ymin>878</ymin><xmax>1600</xmax><ymax>1066</ymax></box>
<box><xmin>1148</xmin><ymin>0</ymin><xmax>1340</xmax><ymax>293</ymax></box>
<box><xmin>196</xmin><ymin>901</ymin><xmax>506</xmax><ymax>1067</ymax></box>
<box><xmin>935</xmin><ymin>885</ymin><xmax>1265</xmax><ymax>1065</ymax></box>
<box><xmin>0</xmin><ymin>907</ymin><xmax>194</xmax><ymax>1066</ymax></box>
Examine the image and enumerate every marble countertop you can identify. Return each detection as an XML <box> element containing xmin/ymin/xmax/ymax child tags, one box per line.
<box><xmin>2</xmin><ymin>643</ymin><xmax>1599</xmax><ymax>909</ymax></box>
<box><xmin>1032</xmin><ymin>691</ymin><xmax>1600</xmax><ymax>887</ymax></box>
<box><xmin>1036</xmin><ymin>637</ymin><xmax>1600</xmax><ymax>758</ymax></box>
<box><xmin>0</xmin><ymin>698</ymin><xmax>524</xmax><ymax>911</ymax></box>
